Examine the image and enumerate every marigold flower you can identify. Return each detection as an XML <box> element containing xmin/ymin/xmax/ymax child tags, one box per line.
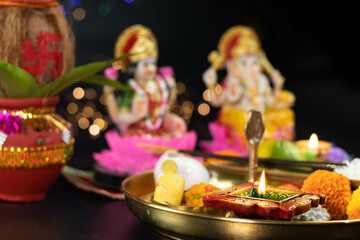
<box><xmin>347</xmin><ymin>186</ymin><xmax>360</xmax><ymax>216</ymax></box>
<box><xmin>348</xmin><ymin>207</ymin><xmax>360</xmax><ymax>220</ymax></box>
<box><xmin>301</xmin><ymin>170</ymin><xmax>351</xmax><ymax>220</ymax></box>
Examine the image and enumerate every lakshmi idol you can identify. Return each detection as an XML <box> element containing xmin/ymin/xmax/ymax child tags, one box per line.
<box><xmin>93</xmin><ymin>25</ymin><xmax>196</xmax><ymax>181</ymax></box>
<box><xmin>201</xmin><ymin>26</ymin><xmax>295</xmax><ymax>153</ymax></box>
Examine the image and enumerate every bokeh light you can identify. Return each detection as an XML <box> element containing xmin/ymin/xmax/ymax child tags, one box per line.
<box><xmin>176</xmin><ymin>82</ymin><xmax>186</xmax><ymax>95</ymax></box>
<box><xmin>92</xmin><ymin>112</ymin><xmax>103</xmax><ymax>120</ymax></box>
<box><xmin>99</xmin><ymin>94</ymin><xmax>108</xmax><ymax>105</ymax></box>
<box><xmin>198</xmin><ymin>103</ymin><xmax>210</xmax><ymax>116</ymax></box>
<box><xmin>182</xmin><ymin>101</ymin><xmax>194</xmax><ymax>112</ymax></box>
<box><xmin>75</xmin><ymin>112</ymin><xmax>85</xmax><ymax>121</ymax></box>
<box><xmin>73</xmin><ymin>8</ymin><xmax>86</xmax><ymax>21</ymax></box>
<box><xmin>182</xmin><ymin>106</ymin><xmax>193</xmax><ymax>114</ymax></box>
<box><xmin>124</xmin><ymin>0</ymin><xmax>135</xmax><ymax>3</ymax></box>
<box><xmin>183</xmin><ymin>112</ymin><xmax>192</xmax><ymax>120</ymax></box>
<box><xmin>94</xmin><ymin>118</ymin><xmax>106</xmax><ymax>130</ymax></box>
<box><xmin>180</xmin><ymin>101</ymin><xmax>194</xmax><ymax>122</ymax></box>
<box><xmin>102</xmin><ymin>121</ymin><xmax>108</xmax><ymax>131</ymax></box>
<box><xmin>85</xmin><ymin>88</ymin><xmax>97</xmax><ymax>100</ymax></box>
<box><xmin>78</xmin><ymin>118</ymin><xmax>90</xmax><ymax>129</ymax></box>
<box><xmin>67</xmin><ymin>102</ymin><xmax>78</xmax><ymax>114</ymax></box>
<box><xmin>73</xmin><ymin>87</ymin><xmax>85</xmax><ymax>99</ymax></box>
<box><xmin>98</xmin><ymin>3</ymin><xmax>111</xmax><ymax>16</ymax></box>
<box><xmin>203</xmin><ymin>89</ymin><xmax>211</xmax><ymax>101</ymax></box>
<box><xmin>89</xmin><ymin>124</ymin><xmax>100</xmax><ymax>136</ymax></box>
<box><xmin>82</xmin><ymin>106</ymin><xmax>94</xmax><ymax>118</ymax></box>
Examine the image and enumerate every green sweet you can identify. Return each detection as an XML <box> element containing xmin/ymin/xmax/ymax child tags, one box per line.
<box><xmin>271</xmin><ymin>140</ymin><xmax>307</xmax><ymax>160</ymax></box>
<box><xmin>259</xmin><ymin>139</ymin><xmax>315</xmax><ymax>161</ymax></box>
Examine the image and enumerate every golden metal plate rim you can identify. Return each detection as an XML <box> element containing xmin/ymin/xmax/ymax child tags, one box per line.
<box><xmin>121</xmin><ymin>170</ymin><xmax>360</xmax><ymax>226</ymax></box>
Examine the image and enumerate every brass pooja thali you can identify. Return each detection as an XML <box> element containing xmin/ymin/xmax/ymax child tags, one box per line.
<box><xmin>122</xmin><ymin>168</ymin><xmax>360</xmax><ymax>240</ymax></box>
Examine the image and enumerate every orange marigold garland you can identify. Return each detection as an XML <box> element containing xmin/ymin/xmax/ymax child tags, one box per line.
<box><xmin>346</xmin><ymin>186</ymin><xmax>360</xmax><ymax>217</ymax></box>
<box><xmin>301</xmin><ymin>170</ymin><xmax>352</xmax><ymax>220</ymax></box>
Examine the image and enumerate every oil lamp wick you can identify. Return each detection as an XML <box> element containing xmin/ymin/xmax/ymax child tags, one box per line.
<box><xmin>245</xmin><ymin>110</ymin><xmax>265</xmax><ymax>183</ymax></box>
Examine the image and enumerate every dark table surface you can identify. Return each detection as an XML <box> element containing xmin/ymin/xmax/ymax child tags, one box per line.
<box><xmin>0</xmin><ymin>173</ymin><xmax>160</xmax><ymax>240</ymax></box>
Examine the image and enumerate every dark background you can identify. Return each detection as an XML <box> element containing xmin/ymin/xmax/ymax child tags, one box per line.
<box><xmin>59</xmin><ymin>0</ymin><xmax>360</xmax><ymax>169</ymax></box>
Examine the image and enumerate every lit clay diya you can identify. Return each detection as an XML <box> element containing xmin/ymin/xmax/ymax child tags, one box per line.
<box><xmin>203</xmin><ymin>183</ymin><xmax>325</xmax><ymax>219</ymax></box>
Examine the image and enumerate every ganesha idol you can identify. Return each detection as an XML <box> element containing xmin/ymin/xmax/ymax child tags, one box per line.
<box><xmin>200</xmin><ymin>26</ymin><xmax>295</xmax><ymax>155</ymax></box>
<box><xmin>93</xmin><ymin>25</ymin><xmax>196</xmax><ymax>183</ymax></box>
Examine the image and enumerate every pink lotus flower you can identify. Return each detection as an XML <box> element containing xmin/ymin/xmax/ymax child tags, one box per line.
<box><xmin>158</xmin><ymin>66</ymin><xmax>174</xmax><ymax>77</ymax></box>
<box><xmin>199</xmin><ymin>121</ymin><xmax>248</xmax><ymax>156</ymax></box>
<box><xmin>93</xmin><ymin>130</ymin><xmax>197</xmax><ymax>175</ymax></box>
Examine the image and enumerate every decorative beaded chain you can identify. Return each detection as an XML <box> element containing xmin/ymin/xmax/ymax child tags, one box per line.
<box><xmin>0</xmin><ymin>139</ymin><xmax>74</xmax><ymax>169</ymax></box>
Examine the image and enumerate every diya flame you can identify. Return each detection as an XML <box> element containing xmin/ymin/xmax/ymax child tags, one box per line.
<box><xmin>258</xmin><ymin>170</ymin><xmax>266</xmax><ymax>196</ymax></box>
<box><xmin>309</xmin><ymin>133</ymin><xmax>319</xmax><ymax>150</ymax></box>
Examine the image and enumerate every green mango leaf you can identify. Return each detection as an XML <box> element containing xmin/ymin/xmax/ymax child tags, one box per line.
<box><xmin>81</xmin><ymin>75</ymin><xmax>133</xmax><ymax>92</ymax></box>
<box><xmin>32</xmin><ymin>79</ymin><xmax>61</xmax><ymax>98</ymax></box>
<box><xmin>39</xmin><ymin>53</ymin><xmax>135</xmax><ymax>97</ymax></box>
<box><xmin>0</xmin><ymin>61</ymin><xmax>40</xmax><ymax>98</ymax></box>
